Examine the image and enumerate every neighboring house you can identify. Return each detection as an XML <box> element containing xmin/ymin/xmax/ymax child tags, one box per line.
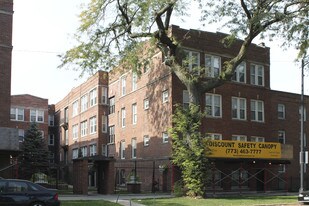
<box><xmin>0</xmin><ymin>0</ymin><xmax>19</xmax><ymax>178</ymax></box>
<box><xmin>55</xmin><ymin>25</ymin><xmax>306</xmax><ymax>193</ymax></box>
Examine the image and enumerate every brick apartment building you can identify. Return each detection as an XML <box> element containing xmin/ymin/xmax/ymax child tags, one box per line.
<box><xmin>0</xmin><ymin>0</ymin><xmax>19</xmax><ymax>177</ymax></box>
<box><xmin>55</xmin><ymin>25</ymin><xmax>306</xmax><ymax>194</ymax></box>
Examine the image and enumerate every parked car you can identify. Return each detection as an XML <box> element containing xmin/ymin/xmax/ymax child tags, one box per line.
<box><xmin>299</xmin><ymin>191</ymin><xmax>309</xmax><ymax>204</ymax></box>
<box><xmin>0</xmin><ymin>179</ymin><xmax>60</xmax><ymax>206</ymax></box>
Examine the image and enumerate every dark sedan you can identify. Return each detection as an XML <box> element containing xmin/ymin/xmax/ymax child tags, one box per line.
<box><xmin>0</xmin><ymin>179</ymin><xmax>60</xmax><ymax>206</ymax></box>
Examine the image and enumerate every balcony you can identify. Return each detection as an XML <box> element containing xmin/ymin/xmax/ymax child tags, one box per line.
<box><xmin>59</xmin><ymin>117</ymin><xmax>68</xmax><ymax>130</ymax></box>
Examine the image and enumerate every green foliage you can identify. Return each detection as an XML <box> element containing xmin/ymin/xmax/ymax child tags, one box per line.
<box><xmin>173</xmin><ymin>180</ymin><xmax>185</xmax><ymax>197</ymax></box>
<box><xmin>19</xmin><ymin>122</ymin><xmax>50</xmax><ymax>180</ymax></box>
<box><xmin>169</xmin><ymin>104</ymin><xmax>211</xmax><ymax>197</ymax></box>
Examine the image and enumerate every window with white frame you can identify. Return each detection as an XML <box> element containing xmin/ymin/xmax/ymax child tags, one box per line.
<box><xmin>183</xmin><ymin>90</ymin><xmax>189</xmax><ymax>109</ymax></box>
<box><xmin>101</xmin><ymin>87</ymin><xmax>108</xmax><ymax>104</ymax></box>
<box><xmin>250</xmin><ymin>136</ymin><xmax>265</xmax><ymax>142</ymax></box>
<box><xmin>109</xmin><ymin>96</ymin><xmax>115</xmax><ymax>114</ymax></box>
<box><xmin>89</xmin><ymin>88</ymin><xmax>97</xmax><ymax>107</ymax></box>
<box><xmin>81</xmin><ymin>95</ymin><xmax>88</xmax><ymax>112</ymax></box>
<box><xmin>10</xmin><ymin>107</ymin><xmax>24</xmax><ymax>121</ymax></box>
<box><xmin>120</xmin><ymin>140</ymin><xmax>125</xmax><ymax>159</ymax></box>
<box><xmin>232</xmin><ymin>62</ymin><xmax>246</xmax><ymax>83</ymax></box>
<box><xmin>132</xmin><ymin>72</ymin><xmax>137</xmax><ymax>91</ymax></box>
<box><xmin>278</xmin><ymin>104</ymin><xmax>285</xmax><ymax>119</ymax></box>
<box><xmin>144</xmin><ymin>135</ymin><xmax>150</xmax><ymax>146</ymax></box>
<box><xmin>81</xmin><ymin>146</ymin><xmax>87</xmax><ymax>157</ymax></box>
<box><xmin>72</xmin><ymin>148</ymin><xmax>79</xmax><ymax>159</ymax></box>
<box><xmin>232</xmin><ymin>135</ymin><xmax>247</xmax><ymax>141</ymax></box>
<box><xmin>205</xmin><ymin>54</ymin><xmax>221</xmax><ymax>78</ymax></box>
<box><xmin>132</xmin><ymin>103</ymin><xmax>137</xmax><ymax>125</ymax></box>
<box><xmin>162</xmin><ymin>132</ymin><xmax>169</xmax><ymax>143</ymax></box>
<box><xmin>232</xmin><ymin>97</ymin><xmax>246</xmax><ymax>120</ymax></box>
<box><xmin>251</xmin><ymin>100</ymin><xmax>264</xmax><ymax>122</ymax></box>
<box><xmin>162</xmin><ymin>90</ymin><xmax>169</xmax><ymax>103</ymax></box>
<box><xmin>132</xmin><ymin>138</ymin><xmax>137</xmax><ymax>159</ymax></box>
<box><xmin>207</xmin><ymin>133</ymin><xmax>222</xmax><ymax>140</ymax></box>
<box><xmin>121</xmin><ymin>108</ymin><xmax>126</xmax><ymax>128</ymax></box>
<box><xmin>299</xmin><ymin>106</ymin><xmax>307</xmax><ymax>121</ymax></box>
<box><xmin>90</xmin><ymin>116</ymin><xmax>97</xmax><ymax>134</ymax></box>
<box><xmin>72</xmin><ymin>124</ymin><xmax>79</xmax><ymax>140</ymax></box>
<box><xmin>144</xmin><ymin>98</ymin><xmax>149</xmax><ymax>110</ymax></box>
<box><xmin>278</xmin><ymin>130</ymin><xmax>285</xmax><ymax>144</ymax></box>
<box><xmin>121</xmin><ymin>76</ymin><xmax>126</xmax><ymax>96</ymax></box>
<box><xmin>206</xmin><ymin>93</ymin><xmax>222</xmax><ymax>118</ymax></box>
<box><xmin>102</xmin><ymin>115</ymin><xmax>107</xmax><ymax>133</ymax></box>
<box><xmin>109</xmin><ymin>125</ymin><xmax>115</xmax><ymax>144</ymax></box>
<box><xmin>90</xmin><ymin>144</ymin><xmax>97</xmax><ymax>156</ymax></box>
<box><xmin>250</xmin><ymin>64</ymin><xmax>264</xmax><ymax>86</ymax></box>
<box><xmin>183</xmin><ymin>50</ymin><xmax>200</xmax><ymax>73</ymax></box>
<box><xmin>48</xmin><ymin>134</ymin><xmax>54</xmax><ymax>145</ymax></box>
<box><xmin>72</xmin><ymin>100</ymin><xmax>79</xmax><ymax>117</ymax></box>
<box><xmin>30</xmin><ymin>109</ymin><xmax>44</xmax><ymax>122</ymax></box>
<box><xmin>102</xmin><ymin>144</ymin><xmax>108</xmax><ymax>157</ymax></box>
<box><xmin>18</xmin><ymin>129</ymin><xmax>24</xmax><ymax>142</ymax></box>
<box><xmin>48</xmin><ymin>115</ymin><xmax>54</xmax><ymax>126</ymax></box>
<box><xmin>81</xmin><ymin>120</ymin><xmax>88</xmax><ymax>137</ymax></box>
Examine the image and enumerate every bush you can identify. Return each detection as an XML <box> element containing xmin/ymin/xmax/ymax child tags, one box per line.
<box><xmin>173</xmin><ymin>180</ymin><xmax>185</xmax><ymax>197</ymax></box>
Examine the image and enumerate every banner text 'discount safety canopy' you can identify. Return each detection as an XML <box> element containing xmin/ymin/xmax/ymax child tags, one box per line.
<box><xmin>206</xmin><ymin>140</ymin><xmax>281</xmax><ymax>159</ymax></box>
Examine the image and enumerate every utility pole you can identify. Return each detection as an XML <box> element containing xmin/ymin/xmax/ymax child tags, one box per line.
<box><xmin>300</xmin><ymin>57</ymin><xmax>305</xmax><ymax>193</ymax></box>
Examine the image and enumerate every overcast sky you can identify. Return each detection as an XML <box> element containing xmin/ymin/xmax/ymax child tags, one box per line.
<box><xmin>11</xmin><ymin>0</ymin><xmax>306</xmax><ymax>104</ymax></box>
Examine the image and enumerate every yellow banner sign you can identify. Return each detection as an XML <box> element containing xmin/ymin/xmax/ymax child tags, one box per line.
<box><xmin>205</xmin><ymin>140</ymin><xmax>281</xmax><ymax>159</ymax></box>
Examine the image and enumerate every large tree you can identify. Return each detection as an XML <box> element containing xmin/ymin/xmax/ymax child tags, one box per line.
<box><xmin>60</xmin><ymin>0</ymin><xmax>309</xmax><ymax>196</ymax></box>
<box><xmin>19</xmin><ymin>122</ymin><xmax>50</xmax><ymax>180</ymax></box>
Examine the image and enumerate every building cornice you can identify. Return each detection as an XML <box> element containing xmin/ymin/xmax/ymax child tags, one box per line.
<box><xmin>0</xmin><ymin>44</ymin><xmax>13</xmax><ymax>49</ymax></box>
<box><xmin>0</xmin><ymin>10</ymin><xmax>14</xmax><ymax>15</ymax></box>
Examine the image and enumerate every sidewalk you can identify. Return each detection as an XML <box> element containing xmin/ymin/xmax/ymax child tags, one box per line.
<box><xmin>59</xmin><ymin>193</ymin><xmax>174</xmax><ymax>206</ymax></box>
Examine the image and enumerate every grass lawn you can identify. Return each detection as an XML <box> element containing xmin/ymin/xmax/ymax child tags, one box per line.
<box><xmin>61</xmin><ymin>200</ymin><xmax>121</xmax><ymax>206</ymax></box>
<box><xmin>135</xmin><ymin>195</ymin><xmax>298</xmax><ymax>206</ymax></box>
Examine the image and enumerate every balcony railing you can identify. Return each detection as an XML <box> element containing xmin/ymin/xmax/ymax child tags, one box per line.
<box><xmin>59</xmin><ymin>117</ymin><xmax>68</xmax><ymax>130</ymax></box>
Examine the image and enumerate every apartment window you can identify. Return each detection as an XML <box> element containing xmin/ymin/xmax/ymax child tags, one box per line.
<box><xmin>183</xmin><ymin>50</ymin><xmax>200</xmax><ymax>73</ymax></box>
<box><xmin>90</xmin><ymin>144</ymin><xmax>97</xmax><ymax>156</ymax></box>
<box><xmin>205</xmin><ymin>54</ymin><xmax>221</xmax><ymax>78</ymax></box>
<box><xmin>278</xmin><ymin>130</ymin><xmax>285</xmax><ymax>144</ymax></box>
<box><xmin>132</xmin><ymin>72</ymin><xmax>137</xmax><ymax>91</ymax></box>
<box><xmin>40</xmin><ymin>130</ymin><xmax>44</xmax><ymax>139</ymax></box>
<box><xmin>299</xmin><ymin>106</ymin><xmax>307</xmax><ymax>121</ymax></box>
<box><xmin>81</xmin><ymin>146</ymin><xmax>88</xmax><ymax>157</ymax></box>
<box><xmin>121</xmin><ymin>76</ymin><xmax>126</xmax><ymax>96</ymax></box>
<box><xmin>162</xmin><ymin>90</ymin><xmax>169</xmax><ymax>103</ymax></box>
<box><xmin>232</xmin><ymin>62</ymin><xmax>246</xmax><ymax>83</ymax></box>
<box><xmin>206</xmin><ymin>93</ymin><xmax>222</xmax><ymax>118</ymax></box>
<box><xmin>89</xmin><ymin>88</ymin><xmax>97</xmax><ymax>107</ymax></box>
<box><xmin>81</xmin><ymin>120</ymin><xmax>88</xmax><ymax>137</ymax></box>
<box><xmin>251</xmin><ymin>100</ymin><xmax>264</xmax><ymax>122</ymax></box>
<box><xmin>30</xmin><ymin>109</ymin><xmax>44</xmax><ymax>122</ymax></box>
<box><xmin>250</xmin><ymin>64</ymin><xmax>264</xmax><ymax>86</ymax></box>
<box><xmin>72</xmin><ymin>124</ymin><xmax>79</xmax><ymax>140</ymax></box>
<box><xmin>278</xmin><ymin>104</ymin><xmax>285</xmax><ymax>119</ymax></box>
<box><xmin>90</xmin><ymin>116</ymin><xmax>97</xmax><ymax>134</ymax></box>
<box><xmin>102</xmin><ymin>115</ymin><xmax>108</xmax><ymax>133</ymax></box>
<box><xmin>109</xmin><ymin>96</ymin><xmax>115</xmax><ymax>114</ymax></box>
<box><xmin>250</xmin><ymin>136</ymin><xmax>265</xmax><ymax>142</ymax></box>
<box><xmin>232</xmin><ymin>97</ymin><xmax>246</xmax><ymax>120</ymax></box>
<box><xmin>72</xmin><ymin>100</ymin><xmax>79</xmax><ymax>117</ymax></box>
<box><xmin>132</xmin><ymin>138</ymin><xmax>137</xmax><ymax>159</ymax></box>
<box><xmin>144</xmin><ymin>135</ymin><xmax>150</xmax><ymax>146</ymax></box>
<box><xmin>48</xmin><ymin>134</ymin><xmax>54</xmax><ymax>145</ymax></box>
<box><xmin>207</xmin><ymin>133</ymin><xmax>222</xmax><ymax>140</ymax></box>
<box><xmin>72</xmin><ymin>148</ymin><xmax>79</xmax><ymax>159</ymax></box>
<box><xmin>101</xmin><ymin>87</ymin><xmax>108</xmax><ymax>104</ymax></box>
<box><xmin>109</xmin><ymin>126</ymin><xmax>115</xmax><ymax>144</ymax></box>
<box><xmin>232</xmin><ymin>135</ymin><xmax>247</xmax><ymax>141</ymax></box>
<box><xmin>121</xmin><ymin>108</ymin><xmax>126</xmax><ymax>128</ymax></box>
<box><xmin>49</xmin><ymin>153</ymin><xmax>54</xmax><ymax>164</ymax></box>
<box><xmin>162</xmin><ymin>132</ymin><xmax>169</xmax><ymax>143</ymax></box>
<box><xmin>102</xmin><ymin>144</ymin><xmax>108</xmax><ymax>157</ymax></box>
<box><xmin>10</xmin><ymin>107</ymin><xmax>24</xmax><ymax>121</ymax></box>
<box><xmin>132</xmin><ymin>103</ymin><xmax>137</xmax><ymax>125</ymax></box>
<box><xmin>144</xmin><ymin>98</ymin><xmax>149</xmax><ymax>110</ymax></box>
<box><xmin>48</xmin><ymin>115</ymin><xmax>54</xmax><ymax>126</ymax></box>
<box><xmin>81</xmin><ymin>95</ymin><xmax>88</xmax><ymax>112</ymax></box>
<box><xmin>120</xmin><ymin>140</ymin><xmax>126</xmax><ymax>159</ymax></box>
<box><xmin>18</xmin><ymin>129</ymin><xmax>24</xmax><ymax>142</ymax></box>
<box><xmin>183</xmin><ymin>90</ymin><xmax>189</xmax><ymax>109</ymax></box>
